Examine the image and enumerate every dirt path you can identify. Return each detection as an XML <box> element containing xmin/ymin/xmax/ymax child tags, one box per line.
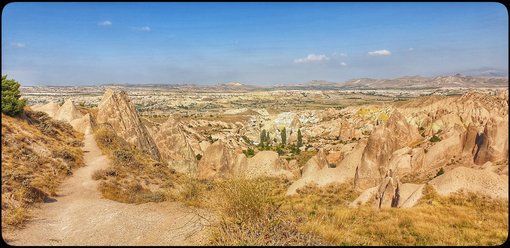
<box><xmin>3</xmin><ymin>134</ymin><xmax>209</xmax><ymax>246</ymax></box>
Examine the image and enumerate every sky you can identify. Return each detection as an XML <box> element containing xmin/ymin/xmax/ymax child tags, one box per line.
<box><xmin>2</xmin><ymin>2</ymin><xmax>508</xmax><ymax>86</ymax></box>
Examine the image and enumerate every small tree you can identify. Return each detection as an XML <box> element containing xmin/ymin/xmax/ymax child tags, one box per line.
<box><xmin>281</xmin><ymin>127</ymin><xmax>287</xmax><ymax>145</ymax></box>
<box><xmin>259</xmin><ymin>129</ymin><xmax>267</xmax><ymax>146</ymax></box>
<box><xmin>2</xmin><ymin>75</ymin><xmax>26</xmax><ymax>116</ymax></box>
<box><xmin>297</xmin><ymin>129</ymin><xmax>303</xmax><ymax>148</ymax></box>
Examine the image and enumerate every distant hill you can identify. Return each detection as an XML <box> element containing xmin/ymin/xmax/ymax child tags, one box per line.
<box><xmin>339</xmin><ymin>75</ymin><xmax>508</xmax><ymax>89</ymax></box>
<box><xmin>98</xmin><ymin>74</ymin><xmax>507</xmax><ymax>91</ymax></box>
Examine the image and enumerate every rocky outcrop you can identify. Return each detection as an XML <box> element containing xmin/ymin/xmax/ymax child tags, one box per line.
<box><xmin>150</xmin><ymin>117</ymin><xmax>197</xmax><ymax>174</ymax></box>
<box><xmin>31</xmin><ymin>102</ymin><xmax>60</xmax><ymax>118</ymax></box>
<box><xmin>422</xmin><ymin>127</ymin><xmax>465</xmax><ymax>170</ymax></box>
<box><xmin>354</xmin><ymin>110</ymin><xmax>422</xmax><ymax>190</ymax></box>
<box><xmin>69</xmin><ymin>113</ymin><xmax>94</xmax><ymax>135</ymax></box>
<box><xmin>429</xmin><ymin>166</ymin><xmax>508</xmax><ymax>199</ymax></box>
<box><xmin>301</xmin><ymin>149</ymin><xmax>329</xmax><ymax>178</ymax></box>
<box><xmin>473</xmin><ymin>116</ymin><xmax>509</xmax><ymax>165</ymax></box>
<box><xmin>351</xmin><ymin>169</ymin><xmax>425</xmax><ymax>209</ymax></box>
<box><xmin>286</xmin><ymin>141</ymin><xmax>366</xmax><ymax>195</ymax></box>
<box><xmin>96</xmin><ymin>89</ymin><xmax>161</xmax><ymax>160</ymax></box>
<box><xmin>55</xmin><ymin>99</ymin><xmax>83</xmax><ymax>123</ymax></box>
<box><xmin>32</xmin><ymin>100</ymin><xmax>91</xmax><ymax>135</ymax></box>
<box><xmin>244</xmin><ymin>151</ymin><xmax>294</xmax><ymax>179</ymax></box>
<box><xmin>197</xmin><ymin>140</ymin><xmax>235</xmax><ymax>179</ymax></box>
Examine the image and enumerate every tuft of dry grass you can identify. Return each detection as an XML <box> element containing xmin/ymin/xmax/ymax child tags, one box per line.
<box><xmin>207</xmin><ymin>177</ymin><xmax>328</xmax><ymax>246</ymax></box>
<box><xmin>1</xmin><ymin>110</ymin><xmax>85</xmax><ymax>228</ymax></box>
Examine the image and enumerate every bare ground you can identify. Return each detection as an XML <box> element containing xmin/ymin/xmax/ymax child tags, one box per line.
<box><xmin>2</xmin><ymin>134</ymin><xmax>209</xmax><ymax>246</ymax></box>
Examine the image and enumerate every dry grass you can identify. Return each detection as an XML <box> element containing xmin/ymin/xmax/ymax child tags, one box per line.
<box><xmin>92</xmin><ymin>124</ymin><xmax>186</xmax><ymax>204</ymax></box>
<box><xmin>207</xmin><ymin>177</ymin><xmax>328</xmax><ymax>245</ymax></box>
<box><xmin>283</xmin><ymin>183</ymin><xmax>508</xmax><ymax>246</ymax></box>
<box><xmin>1</xmin><ymin>110</ymin><xmax>85</xmax><ymax>228</ymax></box>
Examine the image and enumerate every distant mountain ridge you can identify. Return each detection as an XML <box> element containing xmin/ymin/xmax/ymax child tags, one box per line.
<box><xmin>98</xmin><ymin>74</ymin><xmax>507</xmax><ymax>90</ymax></box>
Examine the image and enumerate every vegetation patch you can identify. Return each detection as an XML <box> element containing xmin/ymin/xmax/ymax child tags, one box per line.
<box><xmin>92</xmin><ymin>124</ymin><xmax>186</xmax><ymax>204</ymax></box>
<box><xmin>1</xmin><ymin>110</ymin><xmax>84</xmax><ymax>228</ymax></box>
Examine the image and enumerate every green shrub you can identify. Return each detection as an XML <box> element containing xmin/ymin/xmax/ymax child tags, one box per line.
<box><xmin>2</xmin><ymin>75</ymin><xmax>26</xmax><ymax>116</ymax></box>
<box><xmin>297</xmin><ymin>129</ymin><xmax>303</xmax><ymax>148</ymax></box>
<box><xmin>243</xmin><ymin>147</ymin><xmax>255</xmax><ymax>157</ymax></box>
<box><xmin>429</xmin><ymin>135</ymin><xmax>441</xmax><ymax>142</ymax></box>
<box><xmin>435</xmin><ymin>167</ymin><xmax>445</xmax><ymax>178</ymax></box>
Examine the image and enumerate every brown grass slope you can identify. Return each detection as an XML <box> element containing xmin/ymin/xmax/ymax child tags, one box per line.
<box><xmin>92</xmin><ymin>124</ymin><xmax>191</xmax><ymax>204</ymax></box>
<box><xmin>1</xmin><ymin>110</ymin><xmax>85</xmax><ymax>228</ymax></box>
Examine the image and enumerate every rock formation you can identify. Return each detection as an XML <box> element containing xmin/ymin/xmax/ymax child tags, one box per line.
<box><xmin>55</xmin><ymin>99</ymin><xmax>83</xmax><ymax>123</ymax></box>
<box><xmin>96</xmin><ymin>89</ymin><xmax>161</xmax><ymax>160</ymax></box>
<box><xmin>429</xmin><ymin>166</ymin><xmax>508</xmax><ymax>199</ymax></box>
<box><xmin>354</xmin><ymin>110</ymin><xmax>422</xmax><ymax>190</ymax></box>
<box><xmin>197</xmin><ymin>140</ymin><xmax>235</xmax><ymax>179</ymax></box>
<box><xmin>244</xmin><ymin>151</ymin><xmax>294</xmax><ymax>179</ymax></box>
<box><xmin>473</xmin><ymin>116</ymin><xmax>509</xmax><ymax>165</ymax></box>
<box><xmin>150</xmin><ymin>117</ymin><xmax>197</xmax><ymax>174</ymax></box>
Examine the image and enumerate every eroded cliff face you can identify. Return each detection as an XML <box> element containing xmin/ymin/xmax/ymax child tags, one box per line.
<box><xmin>354</xmin><ymin>110</ymin><xmax>422</xmax><ymax>190</ymax></box>
<box><xmin>149</xmin><ymin>117</ymin><xmax>198</xmax><ymax>174</ymax></box>
<box><xmin>96</xmin><ymin>89</ymin><xmax>161</xmax><ymax>161</ymax></box>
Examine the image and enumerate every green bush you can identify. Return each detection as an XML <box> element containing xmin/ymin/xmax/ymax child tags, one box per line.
<box><xmin>2</xmin><ymin>75</ymin><xmax>26</xmax><ymax>116</ymax></box>
<box><xmin>435</xmin><ymin>167</ymin><xmax>445</xmax><ymax>178</ymax></box>
<box><xmin>243</xmin><ymin>147</ymin><xmax>255</xmax><ymax>157</ymax></box>
<box><xmin>297</xmin><ymin>129</ymin><xmax>303</xmax><ymax>148</ymax></box>
<box><xmin>281</xmin><ymin>127</ymin><xmax>287</xmax><ymax>145</ymax></box>
<box><xmin>429</xmin><ymin>135</ymin><xmax>442</xmax><ymax>142</ymax></box>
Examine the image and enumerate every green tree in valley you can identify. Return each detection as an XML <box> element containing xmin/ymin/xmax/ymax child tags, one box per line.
<box><xmin>297</xmin><ymin>128</ymin><xmax>303</xmax><ymax>148</ymax></box>
<box><xmin>281</xmin><ymin>127</ymin><xmax>287</xmax><ymax>145</ymax></box>
<box><xmin>2</xmin><ymin>75</ymin><xmax>26</xmax><ymax>116</ymax></box>
<box><xmin>259</xmin><ymin>129</ymin><xmax>267</xmax><ymax>147</ymax></box>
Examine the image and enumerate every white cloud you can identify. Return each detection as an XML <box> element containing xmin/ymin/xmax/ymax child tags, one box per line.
<box><xmin>368</xmin><ymin>49</ymin><xmax>391</xmax><ymax>56</ymax></box>
<box><xmin>340</xmin><ymin>62</ymin><xmax>347</xmax><ymax>66</ymax></box>
<box><xmin>408</xmin><ymin>47</ymin><xmax>414</xmax><ymax>51</ymax></box>
<box><xmin>293</xmin><ymin>54</ymin><xmax>330</xmax><ymax>64</ymax></box>
<box><xmin>11</xmin><ymin>42</ymin><xmax>25</xmax><ymax>48</ymax></box>
<box><xmin>98</xmin><ymin>20</ymin><xmax>112</xmax><ymax>27</ymax></box>
<box><xmin>134</xmin><ymin>26</ymin><xmax>151</xmax><ymax>32</ymax></box>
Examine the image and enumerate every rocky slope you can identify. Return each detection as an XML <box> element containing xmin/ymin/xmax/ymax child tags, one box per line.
<box><xmin>96</xmin><ymin>89</ymin><xmax>161</xmax><ymax>161</ymax></box>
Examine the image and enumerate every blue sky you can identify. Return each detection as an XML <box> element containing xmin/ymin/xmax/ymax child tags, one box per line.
<box><xmin>2</xmin><ymin>2</ymin><xmax>508</xmax><ymax>85</ymax></box>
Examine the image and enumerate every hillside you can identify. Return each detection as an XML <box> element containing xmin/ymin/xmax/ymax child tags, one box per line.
<box><xmin>1</xmin><ymin>110</ymin><xmax>85</xmax><ymax>228</ymax></box>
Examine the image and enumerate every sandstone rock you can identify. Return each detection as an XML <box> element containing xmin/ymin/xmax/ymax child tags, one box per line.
<box><xmin>301</xmin><ymin>149</ymin><xmax>329</xmax><ymax>178</ymax></box>
<box><xmin>69</xmin><ymin>113</ymin><xmax>94</xmax><ymax>135</ymax></box>
<box><xmin>286</xmin><ymin>141</ymin><xmax>366</xmax><ymax>195</ymax></box>
<box><xmin>31</xmin><ymin>102</ymin><xmax>60</xmax><ymax>118</ymax></box>
<box><xmin>429</xmin><ymin>166</ymin><xmax>508</xmax><ymax>199</ymax></box>
<box><xmin>462</xmin><ymin>123</ymin><xmax>479</xmax><ymax>156</ymax></box>
<box><xmin>96</xmin><ymin>89</ymin><xmax>161</xmax><ymax>160</ymax></box>
<box><xmin>349</xmin><ymin>186</ymin><xmax>378</xmax><ymax>207</ymax></box>
<box><xmin>198</xmin><ymin>140</ymin><xmax>235</xmax><ymax>179</ymax></box>
<box><xmin>474</xmin><ymin>116</ymin><xmax>509</xmax><ymax>165</ymax></box>
<box><xmin>199</xmin><ymin>141</ymin><xmax>211</xmax><ymax>153</ymax></box>
<box><xmin>244</xmin><ymin>151</ymin><xmax>294</xmax><ymax>179</ymax></box>
<box><xmin>151</xmin><ymin>117</ymin><xmax>197</xmax><ymax>174</ymax></box>
<box><xmin>355</xmin><ymin>110</ymin><xmax>422</xmax><ymax>190</ymax></box>
<box><xmin>55</xmin><ymin>99</ymin><xmax>83</xmax><ymax>123</ymax></box>
<box><xmin>423</xmin><ymin>128</ymin><xmax>464</xmax><ymax>170</ymax></box>
<box><xmin>410</xmin><ymin>148</ymin><xmax>424</xmax><ymax>170</ymax></box>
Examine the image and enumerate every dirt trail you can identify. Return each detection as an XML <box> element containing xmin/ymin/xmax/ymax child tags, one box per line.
<box><xmin>3</xmin><ymin>134</ymin><xmax>209</xmax><ymax>246</ymax></box>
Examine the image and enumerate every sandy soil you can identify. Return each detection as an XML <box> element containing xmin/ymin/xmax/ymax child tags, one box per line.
<box><xmin>3</xmin><ymin>134</ymin><xmax>210</xmax><ymax>246</ymax></box>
